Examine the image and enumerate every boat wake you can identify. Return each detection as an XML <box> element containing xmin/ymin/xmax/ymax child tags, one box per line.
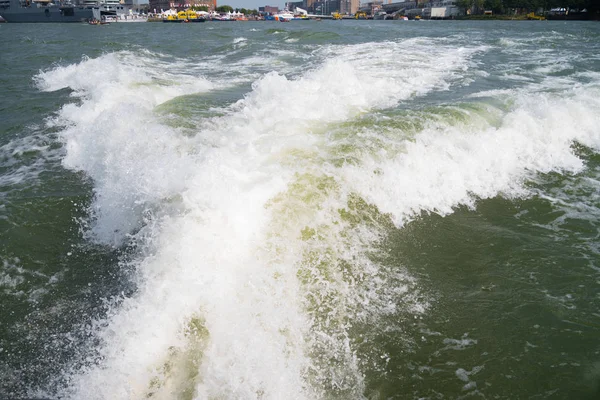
<box><xmin>29</xmin><ymin>39</ymin><xmax>600</xmax><ymax>399</ymax></box>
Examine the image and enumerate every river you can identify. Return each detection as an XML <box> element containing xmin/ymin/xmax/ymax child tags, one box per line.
<box><xmin>1</xmin><ymin>19</ymin><xmax>600</xmax><ymax>399</ymax></box>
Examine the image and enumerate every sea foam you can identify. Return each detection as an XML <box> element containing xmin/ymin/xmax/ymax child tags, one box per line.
<box><xmin>31</xmin><ymin>35</ymin><xmax>600</xmax><ymax>400</ymax></box>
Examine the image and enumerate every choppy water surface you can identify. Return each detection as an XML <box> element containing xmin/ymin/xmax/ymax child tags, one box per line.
<box><xmin>1</xmin><ymin>20</ymin><xmax>600</xmax><ymax>399</ymax></box>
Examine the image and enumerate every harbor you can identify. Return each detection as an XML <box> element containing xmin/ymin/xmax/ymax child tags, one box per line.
<box><xmin>1</xmin><ymin>0</ymin><xmax>597</xmax><ymax>23</ymax></box>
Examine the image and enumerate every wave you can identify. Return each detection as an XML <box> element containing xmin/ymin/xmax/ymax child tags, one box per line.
<box><xmin>30</xmin><ymin>38</ymin><xmax>600</xmax><ymax>399</ymax></box>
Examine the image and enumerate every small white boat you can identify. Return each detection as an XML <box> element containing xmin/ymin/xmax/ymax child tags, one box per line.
<box><xmin>116</xmin><ymin>13</ymin><xmax>147</xmax><ymax>22</ymax></box>
<box><xmin>269</xmin><ymin>12</ymin><xmax>293</xmax><ymax>21</ymax></box>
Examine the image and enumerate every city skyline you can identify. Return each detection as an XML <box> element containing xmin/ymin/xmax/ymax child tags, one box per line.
<box><xmin>220</xmin><ymin>0</ymin><xmax>285</xmax><ymax>10</ymax></box>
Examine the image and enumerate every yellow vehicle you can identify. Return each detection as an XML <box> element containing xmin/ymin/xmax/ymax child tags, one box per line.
<box><xmin>526</xmin><ymin>12</ymin><xmax>545</xmax><ymax>20</ymax></box>
<box><xmin>355</xmin><ymin>11</ymin><xmax>367</xmax><ymax>19</ymax></box>
<box><xmin>332</xmin><ymin>12</ymin><xmax>342</xmax><ymax>20</ymax></box>
<box><xmin>163</xmin><ymin>10</ymin><xmax>198</xmax><ymax>22</ymax></box>
<box><xmin>162</xmin><ymin>9</ymin><xmax>204</xmax><ymax>22</ymax></box>
<box><xmin>186</xmin><ymin>9</ymin><xmax>198</xmax><ymax>20</ymax></box>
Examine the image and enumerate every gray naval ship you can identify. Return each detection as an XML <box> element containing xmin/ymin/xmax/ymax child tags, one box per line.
<box><xmin>0</xmin><ymin>0</ymin><xmax>95</xmax><ymax>22</ymax></box>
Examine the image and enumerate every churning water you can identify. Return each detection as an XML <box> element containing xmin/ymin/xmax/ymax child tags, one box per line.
<box><xmin>1</xmin><ymin>20</ymin><xmax>600</xmax><ymax>399</ymax></box>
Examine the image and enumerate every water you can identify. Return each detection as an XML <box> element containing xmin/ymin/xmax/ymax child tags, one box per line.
<box><xmin>1</xmin><ymin>20</ymin><xmax>600</xmax><ymax>399</ymax></box>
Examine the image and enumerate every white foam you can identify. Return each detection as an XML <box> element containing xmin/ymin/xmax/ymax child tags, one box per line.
<box><xmin>0</xmin><ymin>257</ymin><xmax>55</xmax><ymax>303</ymax></box>
<box><xmin>0</xmin><ymin>131</ymin><xmax>63</xmax><ymax>194</ymax></box>
<box><xmin>37</xmin><ymin>43</ymin><xmax>460</xmax><ymax>398</ymax></box>
<box><xmin>455</xmin><ymin>365</ymin><xmax>484</xmax><ymax>390</ymax></box>
<box><xmin>0</xmin><ymin>258</ymin><xmax>26</xmax><ymax>291</ymax></box>
<box><xmin>339</xmin><ymin>85</ymin><xmax>600</xmax><ymax>228</ymax></box>
<box><xmin>35</xmin><ymin>52</ymin><xmax>214</xmax><ymax>245</ymax></box>
<box><xmin>35</xmin><ymin>38</ymin><xmax>600</xmax><ymax>399</ymax></box>
<box><xmin>318</xmin><ymin>38</ymin><xmax>485</xmax><ymax>105</ymax></box>
<box><xmin>498</xmin><ymin>38</ymin><xmax>519</xmax><ymax>47</ymax></box>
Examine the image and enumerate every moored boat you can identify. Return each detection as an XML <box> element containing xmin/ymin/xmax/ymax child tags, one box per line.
<box><xmin>265</xmin><ymin>10</ymin><xmax>308</xmax><ymax>22</ymax></box>
<box><xmin>0</xmin><ymin>0</ymin><xmax>94</xmax><ymax>22</ymax></box>
<box><xmin>265</xmin><ymin>12</ymin><xmax>293</xmax><ymax>21</ymax></box>
<box><xmin>88</xmin><ymin>18</ymin><xmax>109</xmax><ymax>24</ymax></box>
<box><xmin>113</xmin><ymin>12</ymin><xmax>147</xmax><ymax>22</ymax></box>
<box><xmin>161</xmin><ymin>9</ymin><xmax>205</xmax><ymax>22</ymax></box>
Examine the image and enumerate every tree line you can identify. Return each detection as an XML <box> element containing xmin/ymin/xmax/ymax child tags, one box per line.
<box><xmin>454</xmin><ymin>0</ymin><xmax>598</xmax><ymax>14</ymax></box>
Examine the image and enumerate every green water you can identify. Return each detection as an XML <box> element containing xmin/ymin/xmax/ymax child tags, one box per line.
<box><xmin>1</xmin><ymin>20</ymin><xmax>600</xmax><ymax>399</ymax></box>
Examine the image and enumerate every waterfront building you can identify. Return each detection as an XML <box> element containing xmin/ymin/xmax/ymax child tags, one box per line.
<box><xmin>149</xmin><ymin>0</ymin><xmax>213</xmax><ymax>12</ymax></box>
<box><xmin>328</xmin><ymin>0</ymin><xmax>340</xmax><ymax>13</ymax></box>
<box><xmin>427</xmin><ymin>0</ymin><xmax>459</xmax><ymax>18</ymax></box>
<box><xmin>358</xmin><ymin>0</ymin><xmax>382</xmax><ymax>15</ymax></box>
<box><xmin>339</xmin><ymin>0</ymin><xmax>359</xmax><ymax>14</ymax></box>
<box><xmin>400</xmin><ymin>0</ymin><xmax>458</xmax><ymax>18</ymax></box>
<box><xmin>149</xmin><ymin>0</ymin><xmax>169</xmax><ymax>11</ymax></box>
<box><xmin>311</xmin><ymin>0</ymin><xmax>340</xmax><ymax>14</ymax></box>
<box><xmin>259</xmin><ymin>5</ymin><xmax>279</xmax><ymax>13</ymax></box>
<box><xmin>286</xmin><ymin>1</ymin><xmax>303</xmax><ymax>11</ymax></box>
<box><xmin>191</xmin><ymin>0</ymin><xmax>214</xmax><ymax>9</ymax></box>
<box><xmin>382</xmin><ymin>0</ymin><xmax>414</xmax><ymax>13</ymax></box>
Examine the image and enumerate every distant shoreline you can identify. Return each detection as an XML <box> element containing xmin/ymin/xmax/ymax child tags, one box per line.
<box><xmin>456</xmin><ymin>13</ymin><xmax>599</xmax><ymax>21</ymax></box>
